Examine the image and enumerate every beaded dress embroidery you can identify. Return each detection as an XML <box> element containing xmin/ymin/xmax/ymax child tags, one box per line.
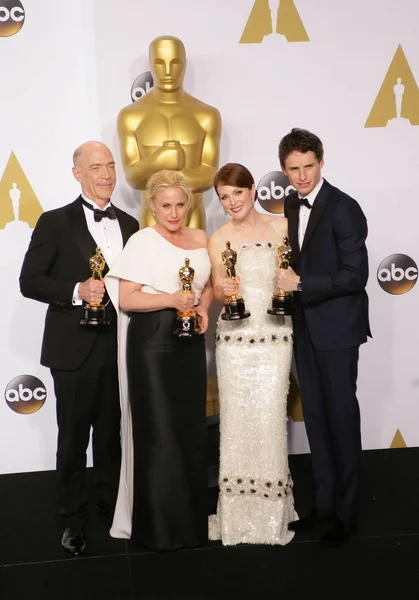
<box><xmin>209</xmin><ymin>241</ymin><xmax>297</xmax><ymax>545</ymax></box>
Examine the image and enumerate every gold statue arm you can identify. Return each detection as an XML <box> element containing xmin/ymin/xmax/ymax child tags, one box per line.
<box><xmin>117</xmin><ymin>107</ymin><xmax>221</xmax><ymax>192</ymax></box>
<box><xmin>180</xmin><ymin>108</ymin><xmax>222</xmax><ymax>193</ymax></box>
<box><xmin>117</xmin><ymin>115</ymin><xmax>186</xmax><ymax>189</ymax></box>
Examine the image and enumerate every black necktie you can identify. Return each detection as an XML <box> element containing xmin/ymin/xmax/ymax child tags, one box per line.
<box><xmin>81</xmin><ymin>198</ymin><xmax>117</xmax><ymax>222</ymax></box>
<box><xmin>299</xmin><ymin>197</ymin><xmax>312</xmax><ymax>209</ymax></box>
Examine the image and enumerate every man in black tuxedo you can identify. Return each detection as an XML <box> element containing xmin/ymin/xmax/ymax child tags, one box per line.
<box><xmin>277</xmin><ymin>128</ymin><xmax>371</xmax><ymax>545</ymax></box>
<box><xmin>20</xmin><ymin>141</ymin><xmax>138</xmax><ymax>556</ymax></box>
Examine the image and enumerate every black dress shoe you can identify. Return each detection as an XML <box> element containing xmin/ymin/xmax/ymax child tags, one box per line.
<box><xmin>320</xmin><ymin>519</ymin><xmax>357</xmax><ymax>547</ymax></box>
<box><xmin>288</xmin><ymin>510</ymin><xmax>318</xmax><ymax>533</ymax></box>
<box><xmin>289</xmin><ymin>509</ymin><xmax>336</xmax><ymax>533</ymax></box>
<box><xmin>96</xmin><ymin>502</ymin><xmax>115</xmax><ymax>519</ymax></box>
<box><xmin>61</xmin><ymin>528</ymin><xmax>86</xmax><ymax>556</ymax></box>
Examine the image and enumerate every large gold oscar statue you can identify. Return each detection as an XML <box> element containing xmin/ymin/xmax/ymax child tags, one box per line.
<box><xmin>117</xmin><ymin>36</ymin><xmax>222</xmax><ymax>229</ymax></box>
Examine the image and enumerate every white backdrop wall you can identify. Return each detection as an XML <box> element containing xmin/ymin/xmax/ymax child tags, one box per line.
<box><xmin>1</xmin><ymin>0</ymin><xmax>418</xmax><ymax>473</ymax></box>
<box><xmin>0</xmin><ymin>0</ymin><xmax>101</xmax><ymax>473</ymax></box>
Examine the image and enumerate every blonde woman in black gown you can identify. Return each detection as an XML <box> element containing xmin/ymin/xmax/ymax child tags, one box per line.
<box><xmin>106</xmin><ymin>170</ymin><xmax>212</xmax><ymax>551</ymax></box>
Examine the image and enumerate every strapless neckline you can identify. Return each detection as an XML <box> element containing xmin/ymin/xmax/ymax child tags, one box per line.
<box><xmin>239</xmin><ymin>240</ymin><xmax>279</xmax><ymax>251</ymax></box>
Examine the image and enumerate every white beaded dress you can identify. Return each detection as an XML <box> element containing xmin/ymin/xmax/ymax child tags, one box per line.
<box><xmin>209</xmin><ymin>241</ymin><xmax>297</xmax><ymax>546</ymax></box>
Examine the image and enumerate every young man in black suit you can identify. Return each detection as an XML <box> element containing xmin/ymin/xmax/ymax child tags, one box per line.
<box><xmin>277</xmin><ymin>128</ymin><xmax>371</xmax><ymax>545</ymax></box>
<box><xmin>20</xmin><ymin>141</ymin><xmax>138</xmax><ymax>556</ymax></box>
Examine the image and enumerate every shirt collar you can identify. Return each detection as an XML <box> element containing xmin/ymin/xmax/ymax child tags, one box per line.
<box><xmin>299</xmin><ymin>177</ymin><xmax>324</xmax><ymax>206</ymax></box>
<box><xmin>81</xmin><ymin>193</ymin><xmax>111</xmax><ymax>211</ymax></box>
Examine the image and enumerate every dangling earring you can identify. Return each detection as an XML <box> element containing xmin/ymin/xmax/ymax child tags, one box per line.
<box><xmin>152</xmin><ymin>211</ymin><xmax>156</xmax><ymax>216</ymax></box>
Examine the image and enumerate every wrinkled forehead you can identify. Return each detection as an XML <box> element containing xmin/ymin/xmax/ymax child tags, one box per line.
<box><xmin>150</xmin><ymin>38</ymin><xmax>186</xmax><ymax>63</ymax></box>
<box><xmin>81</xmin><ymin>146</ymin><xmax>114</xmax><ymax>168</ymax></box>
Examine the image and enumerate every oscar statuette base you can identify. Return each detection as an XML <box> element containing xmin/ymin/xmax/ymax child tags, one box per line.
<box><xmin>221</xmin><ymin>296</ymin><xmax>251</xmax><ymax>321</ymax></box>
<box><xmin>173</xmin><ymin>311</ymin><xmax>200</xmax><ymax>338</ymax></box>
<box><xmin>267</xmin><ymin>293</ymin><xmax>293</xmax><ymax>317</ymax></box>
<box><xmin>80</xmin><ymin>304</ymin><xmax>111</xmax><ymax>328</ymax></box>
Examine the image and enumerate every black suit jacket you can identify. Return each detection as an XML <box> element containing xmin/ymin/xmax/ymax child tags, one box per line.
<box><xmin>284</xmin><ymin>179</ymin><xmax>371</xmax><ymax>351</ymax></box>
<box><xmin>19</xmin><ymin>196</ymin><xmax>139</xmax><ymax>370</ymax></box>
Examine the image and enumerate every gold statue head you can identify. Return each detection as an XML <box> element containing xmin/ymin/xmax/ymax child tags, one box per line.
<box><xmin>149</xmin><ymin>36</ymin><xmax>186</xmax><ymax>92</ymax></box>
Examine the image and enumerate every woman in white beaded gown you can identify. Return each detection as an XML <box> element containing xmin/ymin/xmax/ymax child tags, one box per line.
<box><xmin>208</xmin><ymin>163</ymin><xmax>296</xmax><ymax>546</ymax></box>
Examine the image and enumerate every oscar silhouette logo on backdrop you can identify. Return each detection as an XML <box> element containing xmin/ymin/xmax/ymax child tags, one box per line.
<box><xmin>240</xmin><ymin>0</ymin><xmax>309</xmax><ymax>44</ymax></box>
<box><xmin>257</xmin><ymin>171</ymin><xmax>294</xmax><ymax>214</ymax></box>
<box><xmin>5</xmin><ymin>375</ymin><xmax>47</xmax><ymax>415</ymax></box>
<box><xmin>0</xmin><ymin>152</ymin><xmax>42</xmax><ymax>230</ymax></box>
<box><xmin>365</xmin><ymin>44</ymin><xmax>419</xmax><ymax>127</ymax></box>
<box><xmin>390</xmin><ymin>429</ymin><xmax>407</xmax><ymax>449</ymax></box>
<box><xmin>131</xmin><ymin>71</ymin><xmax>154</xmax><ymax>102</ymax></box>
<box><xmin>0</xmin><ymin>0</ymin><xmax>25</xmax><ymax>37</ymax></box>
<box><xmin>377</xmin><ymin>254</ymin><xmax>418</xmax><ymax>295</ymax></box>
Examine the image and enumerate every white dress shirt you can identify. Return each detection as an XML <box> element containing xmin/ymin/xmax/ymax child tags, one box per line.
<box><xmin>72</xmin><ymin>194</ymin><xmax>123</xmax><ymax>304</ymax></box>
<box><xmin>298</xmin><ymin>178</ymin><xmax>324</xmax><ymax>249</ymax></box>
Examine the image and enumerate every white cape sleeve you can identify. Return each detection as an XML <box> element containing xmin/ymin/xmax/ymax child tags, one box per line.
<box><xmin>104</xmin><ymin>230</ymin><xmax>152</xmax><ymax>539</ymax></box>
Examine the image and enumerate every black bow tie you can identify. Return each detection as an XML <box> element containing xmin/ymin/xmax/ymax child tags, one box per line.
<box><xmin>299</xmin><ymin>197</ymin><xmax>312</xmax><ymax>209</ymax></box>
<box><xmin>81</xmin><ymin>198</ymin><xmax>117</xmax><ymax>222</ymax></box>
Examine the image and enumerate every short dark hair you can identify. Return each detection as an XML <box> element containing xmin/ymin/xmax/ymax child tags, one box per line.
<box><xmin>278</xmin><ymin>128</ymin><xmax>324</xmax><ymax>168</ymax></box>
<box><xmin>214</xmin><ymin>163</ymin><xmax>254</xmax><ymax>195</ymax></box>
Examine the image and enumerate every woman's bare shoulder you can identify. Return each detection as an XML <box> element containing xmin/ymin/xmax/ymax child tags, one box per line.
<box><xmin>189</xmin><ymin>227</ymin><xmax>208</xmax><ymax>245</ymax></box>
<box><xmin>209</xmin><ymin>221</ymin><xmax>232</xmax><ymax>244</ymax></box>
<box><xmin>269</xmin><ymin>215</ymin><xmax>288</xmax><ymax>236</ymax></box>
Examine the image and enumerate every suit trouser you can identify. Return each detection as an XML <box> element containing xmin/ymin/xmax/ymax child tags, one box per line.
<box><xmin>294</xmin><ymin>314</ymin><xmax>362</xmax><ymax>523</ymax></box>
<box><xmin>51</xmin><ymin>330</ymin><xmax>121</xmax><ymax>528</ymax></box>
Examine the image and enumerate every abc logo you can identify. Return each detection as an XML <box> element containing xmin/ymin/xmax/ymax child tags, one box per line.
<box><xmin>257</xmin><ymin>171</ymin><xmax>295</xmax><ymax>214</ymax></box>
<box><xmin>0</xmin><ymin>0</ymin><xmax>25</xmax><ymax>37</ymax></box>
<box><xmin>131</xmin><ymin>71</ymin><xmax>154</xmax><ymax>102</ymax></box>
<box><xmin>377</xmin><ymin>254</ymin><xmax>418</xmax><ymax>295</ymax></box>
<box><xmin>4</xmin><ymin>375</ymin><xmax>47</xmax><ymax>414</ymax></box>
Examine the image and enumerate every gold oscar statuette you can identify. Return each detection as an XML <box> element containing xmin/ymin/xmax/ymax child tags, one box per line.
<box><xmin>80</xmin><ymin>248</ymin><xmax>110</xmax><ymax>327</ymax></box>
<box><xmin>117</xmin><ymin>35</ymin><xmax>222</xmax><ymax>230</ymax></box>
<box><xmin>221</xmin><ymin>241</ymin><xmax>250</xmax><ymax>321</ymax></box>
<box><xmin>173</xmin><ymin>258</ymin><xmax>199</xmax><ymax>338</ymax></box>
<box><xmin>267</xmin><ymin>237</ymin><xmax>294</xmax><ymax>316</ymax></box>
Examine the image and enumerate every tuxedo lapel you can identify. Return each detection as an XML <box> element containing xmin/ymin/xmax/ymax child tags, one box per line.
<box><xmin>301</xmin><ymin>180</ymin><xmax>330</xmax><ymax>254</ymax></box>
<box><xmin>66</xmin><ymin>196</ymin><xmax>93</xmax><ymax>264</ymax></box>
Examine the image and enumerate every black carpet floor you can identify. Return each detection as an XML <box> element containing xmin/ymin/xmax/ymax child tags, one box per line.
<box><xmin>1</xmin><ymin>448</ymin><xmax>419</xmax><ymax>599</ymax></box>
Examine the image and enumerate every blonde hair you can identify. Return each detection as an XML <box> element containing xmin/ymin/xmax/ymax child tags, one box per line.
<box><xmin>146</xmin><ymin>170</ymin><xmax>193</xmax><ymax>211</ymax></box>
